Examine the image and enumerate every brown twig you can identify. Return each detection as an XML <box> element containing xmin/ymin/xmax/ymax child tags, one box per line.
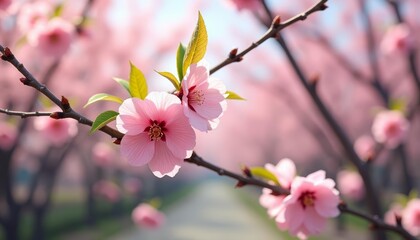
<box><xmin>209</xmin><ymin>0</ymin><xmax>328</xmax><ymax>75</ymax></box>
<box><xmin>339</xmin><ymin>203</ymin><xmax>417</xmax><ymax>240</ymax></box>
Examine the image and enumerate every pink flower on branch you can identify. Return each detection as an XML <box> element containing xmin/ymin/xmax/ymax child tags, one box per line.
<box><xmin>354</xmin><ymin>135</ymin><xmax>375</xmax><ymax>161</ymax></box>
<box><xmin>117</xmin><ymin>92</ymin><xmax>196</xmax><ymax>178</ymax></box>
<box><xmin>402</xmin><ymin>199</ymin><xmax>420</xmax><ymax>236</ymax></box>
<box><xmin>33</xmin><ymin>115</ymin><xmax>78</xmax><ymax>146</ymax></box>
<box><xmin>17</xmin><ymin>2</ymin><xmax>51</xmax><ymax>32</ymax></box>
<box><xmin>28</xmin><ymin>18</ymin><xmax>74</xmax><ymax>58</ymax></box>
<box><xmin>380</xmin><ymin>24</ymin><xmax>414</xmax><ymax>55</ymax></box>
<box><xmin>132</xmin><ymin>203</ymin><xmax>165</xmax><ymax>229</ymax></box>
<box><xmin>337</xmin><ymin>170</ymin><xmax>364</xmax><ymax>201</ymax></box>
<box><xmin>260</xmin><ymin>158</ymin><xmax>296</xmax><ymax>218</ymax></box>
<box><xmin>276</xmin><ymin>170</ymin><xmax>340</xmax><ymax>239</ymax></box>
<box><xmin>371</xmin><ymin>110</ymin><xmax>409</xmax><ymax>148</ymax></box>
<box><xmin>181</xmin><ymin>61</ymin><xmax>227</xmax><ymax>132</ymax></box>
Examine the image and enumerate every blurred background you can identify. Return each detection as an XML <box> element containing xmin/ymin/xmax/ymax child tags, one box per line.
<box><xmin>1</xmin><ymin>0</ymin><xmax>420</xmax><ymax>239</ymax></box>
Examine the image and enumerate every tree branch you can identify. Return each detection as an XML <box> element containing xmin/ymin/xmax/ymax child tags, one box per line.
<box><xmin>0</xmin><ymin>109</ymin><xmax>52</xmax><ymax>118</ymax></box>
<box><xmin>339</xmin><ymin>203</ymin><xmax>417</xmax><ymax>240</ymax></box>
<box><xmin>209</xmin><ymin>0</ymin><xmax>328</xmax><ymax>75</ymax></box>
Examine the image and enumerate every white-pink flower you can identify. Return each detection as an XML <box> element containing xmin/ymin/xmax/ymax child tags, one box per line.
<box><xmin>0</xmin><ymin>121</ymin><xmax>17</xmax><ymax>150</ymax></box>
<box><xmin>17</xmin><ymin>2</ymin><xmax>51</xmax><ymax>33</ymax></box>
<box><xmin>275</xmin><ymin>170</ymin><xmax>340</xmax><ymax>239</ymax></box>
<box><xmin>28</xmin><ymin>18</ymin><xmax>74</xmax><ymax>58</ymax></box>
<box><xmin>380</xmin><ymin>24</ymin><xmax>414</xmax><ymax>55</ymax></box>
<box><xmin>371</xmin><ymin>110</ymin><xmax>409</xmax><ymax>148</ymax></box>
<box><xmin>132</xmin><ymin>203</ymin><xmax>165</xmax><ymax>229</ymax></box>
<box><xmin>402</xmin><ymin>199</ymin><xmax>420</xmax><ymax>236</ymax></box>
<box><xmin>225</xmin><ymin>0</ymin><xmax>261</xmax><ymax>12</ymax></box>
<box><xmin>181</xmin><ymin>60</ymin><xmax>227</xmax><ymax>132</ymax></box>
<box><xmin>354</xmin><ymin>135</ymin><xmax>375</xmax><ymax>161</ymax></box>
<box><xmin>259</xmin><ymin>158</ymin><xmax>296</xmax><ymax>218</ymax></box>
<box><xmin>116</xmin><ymin>92</ymin><xmax>196</xmax><ymax>178</ymax></box>
<box><xmin>0</xmin><ymin>0</ymin><xmax>11</xmax><ymax>11</ymax></box>
<box><xmin>92</xmin><ymin>142</ymin><xmax>116</xmax><ymax>167</ymax></box>
<box><xmin>33</xmin><ymin>114</ymin><xmax>78</xmax><ymax>146</ymax></box>
<box><xmin>337</xmin><ymin>170</ymin><xmax>364</xmax><ymax>201</ymax></box>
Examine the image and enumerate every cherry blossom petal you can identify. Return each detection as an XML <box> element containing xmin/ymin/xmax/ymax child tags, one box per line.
<box><xmin>148</xmin><ymin>141</ymin><xmax>183</xmax><ymax>178</ymax></box>
<box><xmin>120</xmin><ymin>134</ymin><xmax>155</xmax><ymax>166</ymax></box>
<box><xmin>117</xmin><ymin>98</ymin><xmax>153</xmax><ymax>135</ymax></box>
<box><xmin>314</xmin><ymin>186</ymin><xmax>340</xmax><ymax>217</ymax></box>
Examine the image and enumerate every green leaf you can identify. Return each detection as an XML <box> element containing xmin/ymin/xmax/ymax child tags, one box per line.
<box><xmin>129</xmin><ymin>62</ymin><xmax>148</xmax><ymax>99</ymax></box>
<box><xmin>52</xmin><ymin>3</ymin><xmax>64</xmax><ymax>18</ymax></box>
<box><xmin>250</xmin><ymin>167</ymin><xmax>280</xmax><ymax>185</ymax></box>
<box><xmin>226</xmin><ymin>90</ymin><xmax>245</xmax><ymax>100</ymax></box>
<box><xmin>389</xmin><ymin>98</ymin><xmax>407</xmax><ymax>114</ymax></box>
<box><xmin>84</xmin><ymin>93</ymin><xmax>123</xmax><ymax>108</ymax></box>
<box><xmin>176</xmin><ymin>43</ymin><xmax>186</xmax><ymax>81</ymax></box>
<box><xmin>182</xmin><ymin>12</ymin><xmax>208</xmax><ymax>76</ymax></box>
<box><xmin>156</xmin><ymin>71</ymin><xmax>180</xmax><ymax>90</ymax></box>
<box><xmin>90</xmin><ymin>110</ymin><xmax>119</xmax><ymax>133</ymax></box>
<box><xmin>112</xmin><ymin>77</ymin><xmax>130</xmax><ymax>93</ymax></box>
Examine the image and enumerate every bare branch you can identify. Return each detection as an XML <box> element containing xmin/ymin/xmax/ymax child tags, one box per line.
<box><xmin>210</xmin><ymin>0</ymin><xmax>328</xmax><ymax>75</ymax></box>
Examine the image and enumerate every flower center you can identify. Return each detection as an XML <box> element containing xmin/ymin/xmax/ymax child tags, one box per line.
<box><xmin>298</xmin><ymin>191</ymin><xmax>316</xmax><ymax>209</ymax></box>
<box><xmin>189</xmin><ymin>89</ymin><xmax>205</xmax><ymax>106</ymax></box>
<box><xmin>385</xmin><ymin>122</ymin><xmax>400</xmax><ymax>137</ymax></box>
<box><xmin>49</xmin><ymin>32</ymin><xmax>60</xmax><ymax>43</ymax></box>
<box><xmin>145</xmin><ymin>120</ymin><xmax>166</xmax><ymax>141</ymax></box>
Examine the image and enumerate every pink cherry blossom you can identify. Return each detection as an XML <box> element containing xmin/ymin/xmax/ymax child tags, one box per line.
<box><xmin>93</xmin><ymin>180</ymin><xmax>120</xmax><ymax>203</ymax></box>
<box><xmin>259</xmin><ymin>158</ymin><xmax>296</xmax><ymax>218</ymax></box>
<box><xmin>116</xmin><ymin>92</ymin><xmax>196</xmax><ymax>178</ymax></box>
<box><xmin>132</xmin><ymin>203</ymin><xmax>165</xmax><ymax>229</ymax></box>
<box><xmin>181</xmin><ymin>60</ymin><xmax>227</xmax><ymax>132</ymax></box>
<box><xmin>17</xmin><ymin>2</ymin><xmax>51</xmax><ymax>33</ymax></box>
<box><xmin>337</xmin><ymin>170</ymin><xmax>364</xmax><ymax>201</ymax></box>
<box><xmin>385</xmin><ymin>203</ymin><xmax>403</xmax><ymax>226</ymax></box>
<box><xmin>0</xmin><ymin>0</ymin><xmax>11</xmax><ymax>11</ymax></box>
<box><xmin>354</xmin><ymin>135</ymin><xmax>375</xmax><ymax>161</ymax></box>
<box><xmin>225</xmin><ymin>0</ymin><xmax>261</xmax><ymax>12</ymax></box>
<box><xmin>0</xmin><ymin>121</ymin><xmax>17</xmax><ymax>150</ymax></box>
<box><xmin>28</xmin><ymin>18</ymin><xmax>74</xmax><ymax>58</ymax></box>
<box><xmin>92</xmin><ymin>142</ymin><xmax>116</xmax><ymax>167</ymax></box>
<box><xmin>371</xmin><ymin>110</ymin><xmax>409</xmax><ymax>148</ymax></box>
<box><xmin>275</xmin><ymin>170</ymin><xmax>340</xmax><ymax>239</ymax></box>
<box><xmin>380</xmin><ymin>24</ymin><xmax>414</xmax><ymax>55</ymax></box>
<box><xmin>33</xmin><ymin>114</ymin><xmax>78</xmax><ymax>146</ymax></box>
<box><xmin>402</xmin><ymin>199</ymin><xmax>420</xmax><ymax>236</ymax></box>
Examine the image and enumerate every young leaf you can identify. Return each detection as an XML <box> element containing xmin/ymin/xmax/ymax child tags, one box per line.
<box><xmin>84</xmin><ymin>93</ymin><xmax>123</xmax><ymax>108</ymax></box>
<box><xmin>250</xmin><ymin>167</ymin><xmax>280</xmax><ymax>185</ymax></box>
<box><xmin>52</xmin><ymin>3</ymin><xmax>64</xmax><ymax>18</ymax></box>
<box><xmin>182</xmin><ymin>12</ymin><xmax>208</xmax><ymax>76</ymax></box>
<box><xmin>389</xmin><ymin>98</ymin><xmax>407</xmax><ymax>114</ymax></box>
<box><xmin>90</xmin><ymin>110</ymin><xmax>119</xmax><ymax>133</ymax></box>
<box><xmin>226</xmin><ymin>90</ymin><xmax>245</xmax><ymax>100</ymax></box>
<box><xmin>156</xmin><ymin>71</ymin><xmax>180</xmax><ymax>90</ymax></box>
<box><xmin>113</xmin><ymin>77</ymin><xmax>130</xmax><ymax>93</ymax></box>
<box><xmin>129</xmin><ymin>62</ymin><xmax>148</xmax><ymax>99</ymax></box>
<box><xmin>176</xmin><ymin>43</ymin><xmax>186</xmax><ymax>81</ymax></box>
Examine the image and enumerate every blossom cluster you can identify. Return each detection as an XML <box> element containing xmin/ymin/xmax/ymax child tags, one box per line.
<box><xmin>259</xmin><ymin>159</ymin><xmax>340</xmax><ymax>239</ymax></box>
<box><xmin>116</xmin><ymin>61</ymin><xmax>227</xmax><ymax>178</ymax></box>
<box><xmin>18</xmin><ymin>2</ymin><xmax>75</xmax><ymax>57</ymax></box>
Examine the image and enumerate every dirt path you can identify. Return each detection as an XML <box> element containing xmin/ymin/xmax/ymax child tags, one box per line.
<box><xmin>110</xmin><ymin>180</ymin><xmax>284</xmax><ymax>240</ymax></box>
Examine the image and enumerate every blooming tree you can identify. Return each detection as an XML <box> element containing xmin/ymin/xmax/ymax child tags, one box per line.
<box><xmin>1</xmin><ymin>0</ymin><xmax>420</xmax><ymax>240</ymax></box>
